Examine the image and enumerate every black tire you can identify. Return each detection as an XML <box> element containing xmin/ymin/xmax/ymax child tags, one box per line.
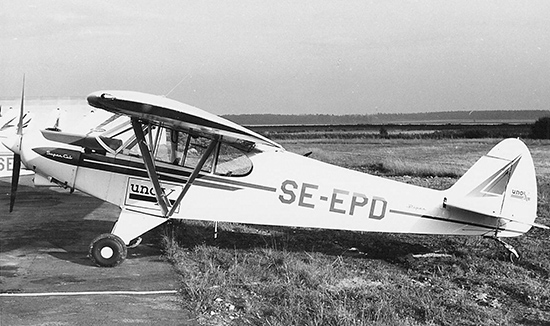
<box><xmin>509</xmin><ymin>251</ymin><xmax>521</xmax><ymax>264</ymax></box>
<box><xmin>89</xmin><ymin>233</ymin><xmax>127</xmax><ymax>267</ymax></box>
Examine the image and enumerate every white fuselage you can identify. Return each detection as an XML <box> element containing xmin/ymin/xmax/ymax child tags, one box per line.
<box><xmin>20</xmin><ymin>127</ymin><xmax>508</xmax><ymax>238</ymax></box>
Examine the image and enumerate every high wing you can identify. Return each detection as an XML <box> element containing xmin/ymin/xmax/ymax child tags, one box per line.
<box><xmin>87</xmin><ymin>91</ymin><xmax>283</xmax><ymax>150</ymax></box>
<box><xmin>86</xmin><ymin>90</ymin><xmax>284</xmax><ymax>228</ymax></box>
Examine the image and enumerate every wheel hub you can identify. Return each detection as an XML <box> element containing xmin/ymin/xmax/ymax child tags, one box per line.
<box><xmin>100</xmin><ymin>247</ymin><xmax>114</xmax><ymax>259</ymax></box>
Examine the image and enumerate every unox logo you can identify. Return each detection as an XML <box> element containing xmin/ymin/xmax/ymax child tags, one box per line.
<box><xmin>510</xmin><ymin>189</ymin><xmax>531</xmax><ymax>202</ymax></box>
<box><xmin>125</xmin><ymin>178</ymin><xmax>183</xmax><ymax>212</ymax></box>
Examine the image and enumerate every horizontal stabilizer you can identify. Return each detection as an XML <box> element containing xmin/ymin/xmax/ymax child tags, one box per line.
<box><xmin>532</xmin><ymin>222</ymin><xmax>550</xmax><ymax>230</ymax></box>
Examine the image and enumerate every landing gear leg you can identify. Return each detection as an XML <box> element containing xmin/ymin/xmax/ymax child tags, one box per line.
<box><xmin>89</xmin><ymin>233</ymin><xmax>128</xmax><ymax>267</ymax></box>
<box><xmin>485</xmin><ymin>236</ymin><xmax>520</xmax><ymax>263</ymax></box>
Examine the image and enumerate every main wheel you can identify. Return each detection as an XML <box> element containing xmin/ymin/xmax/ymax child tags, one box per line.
<box><xmin>89</xmin><ymin>233</ymin><xmax>127</xmax><ymax>267</ymax></box>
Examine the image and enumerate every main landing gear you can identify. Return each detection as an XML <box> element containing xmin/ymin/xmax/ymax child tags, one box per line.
<box><xmin>484</xmin><ymin>236</ymin><xmax>521</xmax><ymax>263</ymax></box>
<box><xmin>89</xmin><ymin>233</ymin><xmax>127</xmax><ymax>267</ymax></box>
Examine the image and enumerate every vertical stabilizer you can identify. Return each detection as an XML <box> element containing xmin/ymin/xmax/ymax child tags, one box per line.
<box><xmin>445</xmin><ymin>139</ymin><xmax>537</xmax><ymax>236</ymax></box>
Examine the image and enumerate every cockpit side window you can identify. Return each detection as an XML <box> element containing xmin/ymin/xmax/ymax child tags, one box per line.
<box><xmin>97</xmin><ymin>122</ymin><xmax>252</xmax><ymax>176</ymax></box>
<box><xmin>180</xmin><ymin>134</ymin><xmax>214</xmax><ymax>173</ymax></box>
<box><xmin>167</xmin><ymin>130</ymin><xmax>252</xmax><ymax>176</ymax></box>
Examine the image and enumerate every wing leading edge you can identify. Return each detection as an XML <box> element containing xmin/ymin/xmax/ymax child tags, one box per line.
<box><xmin>87</xmin><ymin>90</ymin><xmax>283</xmax><ymax>150</ymax></box>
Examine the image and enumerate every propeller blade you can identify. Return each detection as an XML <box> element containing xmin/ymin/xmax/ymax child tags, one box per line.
<box><xmin>17</xmin><ymin>75</ymin><xmax>25</xmax><ymax>135</ymax></box>
<box><xmin>9</xmin><ymin>75</ymin><xmax>26</xmax><ymax>212</ymax></box>
<box><xmin>9</xmin><ymin>153</ymin><xmax>21</xmax><ymax>212</ymax></box>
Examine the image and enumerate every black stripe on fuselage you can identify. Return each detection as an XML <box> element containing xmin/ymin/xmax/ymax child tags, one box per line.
<box><xmin>81</xmin><ymin>153</ymin><xmax>277</xmax><ymax>192</ymax></box>
<box><xmin>79</xmin><ymin>155</ymin><xmax>241</xmax><ymax>191</ymax></box>
<box><xmin>129</xmin><ymin>193</ymin><xmax>177</xmax><ymax>205</ymax></box>
<box><xmin>36</xmin><ymin>148</ymin><xmax>276</xmax><ymax>193</ymax></box>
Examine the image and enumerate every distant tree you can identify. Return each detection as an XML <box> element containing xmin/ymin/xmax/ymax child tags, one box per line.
<box><xmin>530</xmin><ymin>117</ymin><xmax>550</xmax><ymax>139</ymax></box>
<box><xmin>458</xmin><ymin>128</ymin><xmax>489</xmax><ymax>139</ymax></box>
<box><xmin>379</xmin><ymin>126</ymin><xmax>389</xmax><ymax>138</ymax></box>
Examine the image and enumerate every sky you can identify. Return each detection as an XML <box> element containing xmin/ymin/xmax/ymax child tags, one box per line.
<box><xmin>1</xmin><ymin>0</ymin><xmax>549</xmax><ymax>115</ymax></box>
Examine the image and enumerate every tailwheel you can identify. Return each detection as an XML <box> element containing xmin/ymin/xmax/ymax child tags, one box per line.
<box><xmin>484</xmin><ymin>236</ymin><xmax>521</xmax><ymax>264</ymax></box>
<box><xmin>498</xmin><ymin>238</ymin><xmax>521</xmax><ymax>263</ymax></box>
<box><xmin>508</xmin><ymin>250</ymin><xmax>521</xmax><ymax>264</ymax></box>
<box><xmin>89</xmin><ymin>233</ymin><xmax>127</xmax><ymax>267</ymax></box>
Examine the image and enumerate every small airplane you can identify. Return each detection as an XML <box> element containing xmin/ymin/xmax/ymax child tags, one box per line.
<box><xmin>0</xmin><ymin>88</ymin><xmax>33</xmax><ymax>178</ymax></box>
<box><xmin>2</xmin><ymin>87</ymin><xmax>547</xmax><ymax>267</ymax></box>
<box><xmin>0</xmin><ymin>78</ymin><xmax>110</xmax><ymax>178</ymax></box>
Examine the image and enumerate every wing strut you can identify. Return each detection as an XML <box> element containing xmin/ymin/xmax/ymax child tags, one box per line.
<box><xmin>167</xmin><ymin>136</ymin><xmax>219</xmax><ymax>217</ymax></box>
<box><xmin>131</xmin><ymin>118</ymin><xmax>218</xmax><ymax>218</ymax></box>
<box><xmin>131</xmin><ymin>119</ymin><xmax>171</xmax><ymax>216</ymax></box>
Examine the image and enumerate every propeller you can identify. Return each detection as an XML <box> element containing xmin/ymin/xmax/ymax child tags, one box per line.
<box><xmin>8</xmin><ymin>75</ymin><xmax>25</xmax><ymax>212</ymax></box>
<box><xmin>9</xmin><ymin>151</ymin><xmax>21</xmax><ymax>212</ymax></box>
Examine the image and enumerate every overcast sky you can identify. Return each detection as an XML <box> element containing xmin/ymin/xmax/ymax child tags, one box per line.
<box><xmin>1</xmin><ymin>0</ymin><xmax>549</xmax><ymax>115</ymax></box>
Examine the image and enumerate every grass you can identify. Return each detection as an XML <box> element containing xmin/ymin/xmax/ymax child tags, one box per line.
<box><xmin>359</xmin><ymin>158</ymin><xmax>461</xmax><ymax>179</ymax></box>
<box><xmin>160</xmin><ymin>138</ymin><xmax>550</xmax><ymax>325</ymax></box>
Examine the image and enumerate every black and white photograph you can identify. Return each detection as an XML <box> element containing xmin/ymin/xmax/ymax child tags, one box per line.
<box><xmin>1</xmin><ymin>1</ymin><xmax>549</xmax><ymax>325</ymax></box>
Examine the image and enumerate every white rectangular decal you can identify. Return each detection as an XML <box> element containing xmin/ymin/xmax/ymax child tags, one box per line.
<box><xmin>125</xmin><ymin>177</ymin><xmax>183</xmax><ymax>213</ymax></box>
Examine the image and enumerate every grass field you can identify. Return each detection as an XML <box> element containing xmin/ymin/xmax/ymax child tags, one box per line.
<box><xmin>164</xmin><ymin>138</ymin><xmax>550</xmax><ymax>325</ymax></box>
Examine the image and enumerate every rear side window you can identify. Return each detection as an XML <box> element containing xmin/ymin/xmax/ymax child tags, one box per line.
<box><xmin>214</xmin><ymin>143</ymin><xmax>252</xmax><ymax>177</ymax></box>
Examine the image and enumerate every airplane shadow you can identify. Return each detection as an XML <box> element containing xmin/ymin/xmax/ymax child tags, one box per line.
<box><xmin>165</xmin><ymin>222</ymin><xmax>549</xmax><ymax>279</ymax></box>
<box><xmin>0</xmin><ymin>178</ymin><xmax>164</xmax><ymax>267</ymax></box>
<box><xmin>165</xmin><ymin>221</ymin><xmax>434</xmax><ymax>264</ymax></box>
<box><xmin>1</xmin><ymin>216</ymin><xmax>167</xmax><ymax>267</ymax></box>
<box><xmin>42</xmin><ymin>219</ymin><xmax>166</xmax><ymax>267</ymax></box>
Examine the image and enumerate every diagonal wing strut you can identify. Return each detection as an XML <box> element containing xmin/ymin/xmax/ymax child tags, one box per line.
<box><xmin>166</xmin><ymin>136</ymin><xmax>218</xmax><ymax>217</ymax></box>
<box><xmin>131</xmin><ymin>118</ymin><xmax>218</xmax><ymax>218</ymax></box>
